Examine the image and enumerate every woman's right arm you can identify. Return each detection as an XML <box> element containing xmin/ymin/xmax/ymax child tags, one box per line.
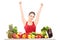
<box><xmin>19</xmin><ymin>2</ymin><xmax>26</xmax><ymax>25</ymax></box>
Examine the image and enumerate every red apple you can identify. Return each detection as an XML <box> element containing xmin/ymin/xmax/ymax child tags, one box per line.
<box><xmin>39</xmin><ymin>34</ymin><xmax>43</xmax><ymax>38</ymax></box>
<box><xmin>35</xmin><ymin>34</ymin><xmax>43</xmax><ymax>38</ymax></box>
<box><xmin>12</xmin><ymin>33</ymin><xmax>17</xmax><ymax>38</ymax></box>
<box><xmin>35</xmin><ymin>35</ymin><xmax>39</xmax><ymax>38</ymax></box>
<box><xmin>38</xmin><ymin>35</ymin><xmax>42</xmax><ymax>38</ymax></box>
<box><xmin>17</xmin><ymin>32</ymin><xmax>23</xmax><ymax>38</ymax></box>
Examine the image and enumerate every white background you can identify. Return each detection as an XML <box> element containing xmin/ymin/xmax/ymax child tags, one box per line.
<box><xmin>0</xmin><ymin>0</ymin><xmax>60</xmax><ymax>40</ymax></box>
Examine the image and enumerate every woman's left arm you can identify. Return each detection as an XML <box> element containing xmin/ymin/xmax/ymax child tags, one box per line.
<box><xmin>34</xmin><ymin>3</ymin><xmax>43</xmax><ymax>25</ymax></box>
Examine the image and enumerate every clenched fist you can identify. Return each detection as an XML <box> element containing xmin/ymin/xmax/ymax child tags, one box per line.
<box><xmin>19</xmin><ymin>1</ymin><xmax>22</xmax><ymax>4</ymax></box>
<box><xmin>41</xmin><ymin>3</ymin><xmax>43</xmax><ymax>7</ymax></box>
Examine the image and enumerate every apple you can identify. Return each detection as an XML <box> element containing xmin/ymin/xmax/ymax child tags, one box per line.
<box><xmin>35</xmin><ymin>34</ymin><xmax>42</xmax><ymax>38</ymax></box>
<box><xmin>35</xmin><ymin>35</ymin><xmax>38</xmax><ymax>38</ymax></box>
<box><xmin>39</xmin><ymin>34</ymin><xmax>44</xmax><ymax>38</ymax></box>
<box><xmin>44</xmin><ymin>35</ymin><xmax>48</xmax><ymax>38</ymax></box>
<box><xmin>16</xmin><ymin>35</ymin><xmax>19</xmax><ymax>39</ymax></box>
<box><xmin>31</xmin><ymin>34</ymin><xmax>35</xmax><ymax>38</ymax></box>
<box><xmin>17</xmin><ymin>33</ymin><xmax>22</xmax><ymax>38</ymax></box>
<box><xmin>22</xmin><ymin>33</ymin><xmax>28</xmax><ymax>38</ymax></box>
<box><xmin>28</xmin><ymin>34</ymin><xmax>32</xmax><ymax>39</ymax></box>
<box><xmin>17</xmin><ymin>32</ymin><xmax>22</xmax><ymax>38</ymax></box>
<box><xmin>12</xmin><ymin>33</ymin><xmax>17</xmax><ymax>38</ymax></box>
<box><xmin>38</xmin><ymin>35</ymin><xmax>42</xmax><ymax>38</ymax></box>
<box><xmin>22</xmin><ymin>34</ymin><xmax>26</xmax><ymax>38</ymax></box>
<box><xmin>18</xmin><ymin>34</ymin><xmax>22</xmax><ymax>38</ymax></box>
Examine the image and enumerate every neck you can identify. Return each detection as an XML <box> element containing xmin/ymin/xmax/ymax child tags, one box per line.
<box><xmin>28</xmin><ymin>19</ymin><xmax>32</xmax><ymax>22</ymax></box>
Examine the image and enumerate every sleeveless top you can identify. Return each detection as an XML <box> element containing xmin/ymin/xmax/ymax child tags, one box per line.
<box><xmin>24</xmin><ymin>22</ymin><xmax>36</xmax><ymax>34</ymax></box>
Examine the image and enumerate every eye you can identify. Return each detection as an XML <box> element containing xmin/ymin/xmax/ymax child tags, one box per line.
<box><xmin>33</xmin><ymin>16</ymin><xmax>34</xmax><ymax>18</ymax></box>
<box><xmin>29</xmin><ymin>14</ymin><xmax>35</xmax><ymax>18</ymax></box>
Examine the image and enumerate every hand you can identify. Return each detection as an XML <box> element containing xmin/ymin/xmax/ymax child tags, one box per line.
<box><xmin>41</xmin><ymin>3</ymin><xmax>43</xmax><ymax>7</ymax></box>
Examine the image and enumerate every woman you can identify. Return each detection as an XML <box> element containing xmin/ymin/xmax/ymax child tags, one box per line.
<box><xmin>19</xmin><ymin>1</ymin><xmax>43</xmax><ymax>34</ymax></box>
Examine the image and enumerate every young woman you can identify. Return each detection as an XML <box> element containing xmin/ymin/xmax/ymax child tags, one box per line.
<box><xmin>19</xmin><ymin>1</ymin><xmax>43</xmax><ymax>34</ymax></box>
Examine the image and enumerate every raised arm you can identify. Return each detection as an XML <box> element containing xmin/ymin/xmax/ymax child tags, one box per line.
<box><xmin>19</xmin><ymin>2</ymin><xmax>26</xmax><ymax>25</ymax></box>
<box><xmin>34</xmin><ymin>3</ymin><xmax>43</xmax><ymax>25</ymax></box>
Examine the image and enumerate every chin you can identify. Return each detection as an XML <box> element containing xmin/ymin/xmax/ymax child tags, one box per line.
<box><xmin>31</xmin><ymin>19</ymin><xmax>33</xmax><ymax>21</ymax></box>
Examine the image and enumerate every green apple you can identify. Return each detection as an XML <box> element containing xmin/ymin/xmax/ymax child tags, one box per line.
<box><xmin>28</xmin><ymin>34</ymin><xmax>32</xmax><ymax>39</ymax></box>
<box><xmin>31</xmin><ymin>34</ymin><xmax>35</xmax><ymax>38</ymax></box>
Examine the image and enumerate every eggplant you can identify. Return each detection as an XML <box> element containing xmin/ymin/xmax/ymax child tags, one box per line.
<box><xmin>47</xmin><ymin>28</ymin><xmax>53</xmax><ymax>38</ymax></box>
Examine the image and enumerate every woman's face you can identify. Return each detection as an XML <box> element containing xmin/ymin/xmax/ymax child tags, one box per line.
<box><xmin>28</xmin><ymin>13</ymin><xmax>35</xmax><ymax>21</ymax></box>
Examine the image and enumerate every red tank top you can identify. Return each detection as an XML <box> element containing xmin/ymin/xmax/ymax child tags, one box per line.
<box><xmin>24</xmin><ymin>22</ymin><xmax>36</xmax><ymax>34</ymax></box>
